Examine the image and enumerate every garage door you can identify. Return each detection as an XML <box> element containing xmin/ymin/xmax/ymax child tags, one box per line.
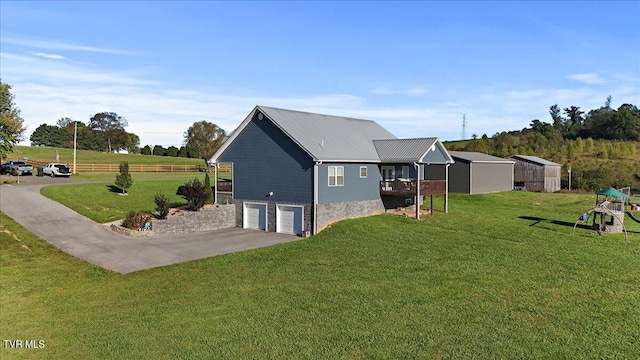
<box><xmin>243</xmin><ymin>202</ymin><xmax>267</xmax><ymax>231</ymax></box>
<box><xmin>276</xmin><ymin>205</ymin><xmax>303</xmax><ymax>235</ymax></box>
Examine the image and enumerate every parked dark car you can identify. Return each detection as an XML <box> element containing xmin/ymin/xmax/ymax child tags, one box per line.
<box><xmin>1</xmin><ymin>160</ymin><xmax>34</xmax><ymax>176</ymax></box>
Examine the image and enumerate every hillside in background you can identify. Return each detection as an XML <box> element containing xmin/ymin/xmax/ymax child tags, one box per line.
<box><xmin>445</xmin><ymin>101</ymin><xmax>640</xmax><ymax>192</ymax></box>
<box><xmin>6</xmin><ymin>146</ymin><xmax>203</xmax><ymax>166</ymax></box>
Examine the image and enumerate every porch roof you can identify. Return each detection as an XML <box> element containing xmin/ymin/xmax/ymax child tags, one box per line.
<box><xmin>373</xmin><ymin>138</ymin><xmax>454</xmax><ymax>164</ymax></box>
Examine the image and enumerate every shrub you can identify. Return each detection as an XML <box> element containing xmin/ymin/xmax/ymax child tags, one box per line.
<box><xmin>154</xmin><ymin>192</ymin><xmax>170</xmax><ymax>219</ymax></box>
<box><xmin>115</xmin><ymin>162</ymin><xmax>133</xmax><ymax>194</ymax></box>
<box><xmin>204</xmin><ymin>172</ymin><xmax>213</xmax><ymax>204</ymax></box>
<box><xmin>122</xmin><ymin>210</ymin><xmax>150</xmax><ymax>230</ymax></box>
<box><xmin>181</xmin><ymin>178</ymin><xmax>208</xmax><ymax>211</ymax></box>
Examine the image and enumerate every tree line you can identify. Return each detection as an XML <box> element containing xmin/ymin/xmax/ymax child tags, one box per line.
<box><xmin>30</xmin><ymin>113</ymin><xmax>140</xmax><ymax>153</ymax></box>
<box><xmin>451</xmin><ymin>98</ymin><xmax>640</xmax><ymax>190</ymax></box>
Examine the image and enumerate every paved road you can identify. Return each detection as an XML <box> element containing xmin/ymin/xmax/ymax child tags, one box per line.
<box><xmin>0</xmin><ymin>175</ymin><xmax>300</xmax><ymax>274</ymax></box>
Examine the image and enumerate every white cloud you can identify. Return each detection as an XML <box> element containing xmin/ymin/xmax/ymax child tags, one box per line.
<box><xmin>30</xmin><ymin>52</ymin><xmax>66</xmax><ymax>60</ymax></box>
<box><xmin>3</xmin><ymin>47</ymin><xmax>638</xmax><ymax>148</ymax></box>
<box><xmin>567</xmin><ymin>73</ymin><xmax>605</xmax><ymax>85</ymax></box>
<box><xmin>2</xmin><ymin>34</ymin><xmax>138</xmax><ymax>56</ymax></box>
<box><xmin>371</xmin><ymin>86</ymin><xmax>428</xmax><ymax>96</ymax></box>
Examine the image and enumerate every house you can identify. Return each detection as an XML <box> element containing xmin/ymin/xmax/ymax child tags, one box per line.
<box><xmin>510</xmin><ymin>155</ymin><xmax>561</xmax><ymax>192</ymax></box>
<box><xmin>425</xmin><ymin>151</ymin><xmax>515</xmax><ymax>194</ymax></box>
<box><xmin>209</xmin><ymin>106</ymin><xmax>454</xmax><ymax>236</ymax></box>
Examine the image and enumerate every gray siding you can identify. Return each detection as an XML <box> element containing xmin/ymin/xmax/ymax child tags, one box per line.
<box><xmin>219</xmin><ymin>114</ymin><xmax>314</xmax><ymax>204</ymax></box>
<box><xmin>424</xmin><ymin>164</ymin><xmax>447</xmax><ymax>181</ymax></box>
<box><xmin>470</xmin><ymin>163</ymin><xmax>513</xmax><ymax>194</ymax></box>
<box><xmin>449</xmin><ymin>163</ymin><xmax>470</xmax><ymax>193</ymax></box>
<box><xmin>318</xmin><ymin>163</ymin><xmax>381</xmax><ymax>204</ymax></box>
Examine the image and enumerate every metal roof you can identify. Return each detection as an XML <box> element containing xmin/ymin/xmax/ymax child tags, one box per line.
<box><xmin>449</xmin><ymin>151</ymin><xmax>515</xmax><ymax>163</ymax></box>
<box><xmin>210</xmin><ymin>105</ymin><xmax>454</xmax><ymax>164</ymax></box>
<box><xmin>373</xmin><ymin>138</ymin><xmax>452</xmax><ymax>163</ymax></box>
<box><xmin>510</xmin><ymin>155</ymin><xmax>560</xmax><ymax>167</ymax></box>
<box><xmin>258</xmin><ymin>106</ymin><xmax>396</xmax><ymax>161</ymax></box>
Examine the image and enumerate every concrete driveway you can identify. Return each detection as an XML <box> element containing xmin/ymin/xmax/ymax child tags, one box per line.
<box><xmin>0</xmin><ymin>175</ymin><xmax>300</xmax><ymax>274</ymax></box>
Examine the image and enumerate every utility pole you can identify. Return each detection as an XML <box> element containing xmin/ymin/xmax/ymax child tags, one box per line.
<box><xmin>462</xmin><ymin>114</ymin><xmax>466</xmax><ymax>140</ymax></box>
<box><xmin>73</xmin><ymin>121</ymin><xmax>77</xmax><ymax>174</ymax></box>
<box><xmin>568</xmin><ymin>167</ymin><xmax>572</xmax><ymax>191</ymax></box>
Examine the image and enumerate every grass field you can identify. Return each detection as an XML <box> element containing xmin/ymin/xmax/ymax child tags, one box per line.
<box><xmin>1</xmin><ymin>191</ymin><xmax>639</xmax><ymax>359</ymax></box>
<box><xmin>40</xmin><ymin>172</ymin><xmax>229</xmax><ymax>223</ymax></box>
<box><xmin>6</xmin><ymin>145</ymin><xmax>203</xmax><ymax>165</ymax></box>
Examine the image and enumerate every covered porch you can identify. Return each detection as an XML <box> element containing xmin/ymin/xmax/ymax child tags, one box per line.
<box><xmin>373</xmin><ymin>137</ymin><xmax>454</xmax><ymax>219</ymax></box>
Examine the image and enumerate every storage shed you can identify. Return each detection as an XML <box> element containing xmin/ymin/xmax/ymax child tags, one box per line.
<box><xmin>449</xmin><ymin>151</ymin><xmax>515</xmax><ymax>194</ymax></box>
<box><xmin>510</xmin><ymin>155</ymin><xmax>561</xmax><ymax>192</ymax></box>
<box><xmin>425</xmin><ymin>151</ymin><xmax>515</xmax><ymax>194</ymax></box>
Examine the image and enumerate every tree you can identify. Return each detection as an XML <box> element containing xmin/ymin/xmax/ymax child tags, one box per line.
<box><xmin>184</xmin><ymin>121</ymin><xmax>226</xmax><ymax>165</ymax></box>
<box><xmin>115</xmin><ymin>162</ymin><xmax>133</xmax><ymax>194</ymax></box>
<box><xmin>563</xmin><ymin>106</ymin><xmax>585</xmax><ymax>127</ymax></box>
<box><xmin>88</xmin><ymin>112</ymin><xmax>128</xmax><ymax>152</ymax></box>
<box><xmin>30</xmin><ymin>124</ymin><xmax>72</xmax><ymax>147</ymax></box>
<box><xmin>153</xmin><ymin>145</ymin><xmax>166</xmax><ymax>156</ymax></box>
<box><xmin>549</xmin><ymin>104</ymin><xmax>563</xmax><ymax>131</ymax></box>
<box><xmin>141</xmin><ymin>145</ymin><xmax>152</xmax><ymax>155</ymax></box>
<box><xmin>126</xmin><ymin>133</ymin><xmax>141</xmax><ymax>154</ymax></box>
<box><xmin>56</xmin><ymin>117</ymin><xmax>75</xmax><ymax>129</ymax></box>
<box><xmin>0</xmin><ymin>81</ymin><xmax>25</xmax><ymax>159</ymax></box>
<box><xmin>166</xmin><ymin>146</ymin><xmax>179</xmax><ymax>157</ymax></box>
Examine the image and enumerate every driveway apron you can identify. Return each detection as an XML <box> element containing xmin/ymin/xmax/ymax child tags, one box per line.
<box><xmin>0</xmin><ymin>180</ymin><xmax>300</xmax><ymax>274</ymax></box>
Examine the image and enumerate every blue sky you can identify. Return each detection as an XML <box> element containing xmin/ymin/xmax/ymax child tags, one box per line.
<box><xmin>1</xmin><ymin>1</ymin><xmax>639</xmax><ymax>147</ymax></box>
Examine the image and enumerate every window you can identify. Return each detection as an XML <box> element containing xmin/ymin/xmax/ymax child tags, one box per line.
<box><xmin>402</xmin><ymin>166</ymin><xmax>410</xmax><ymax>179</ymax></box>
<box><xmin>360</xmin><ymin>166</ymin><xmax>367</xmax><ymax>178</ymax></box>
<box><xmin>328</xmin><ymin>166</ymin><xmax>344</xmax><ymax>186</ymax></box>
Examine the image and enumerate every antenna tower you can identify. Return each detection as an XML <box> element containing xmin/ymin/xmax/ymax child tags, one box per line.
<box><xmin>462</xmin><ymin>114</ymin><xmax>466</xmax><ymax>140</ymax></box>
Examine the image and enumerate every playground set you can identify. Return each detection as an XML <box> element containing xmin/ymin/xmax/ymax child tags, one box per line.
<box><xmin>574</xmin><ymin>187</ymin><xmax>640</xmax><ymax>240</ymax></box>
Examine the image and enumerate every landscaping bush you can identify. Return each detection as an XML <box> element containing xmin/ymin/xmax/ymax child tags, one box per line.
<box><xmin>180</xmin><ymin>178</ymin><xmax>208</xmax><ymax>211</ymax></box>
<box><xmin>154</xmin><ymin>192</ymin><xmax>170</xmax><ymax>219</ymax></box>
<box><xmin>204</xmin><ymin>172</ymin><xmax>213</xmax><ymax>204</ymax></box>
<box><xmin>121</xmin><ymin>210</ymin><xmax>150</xmax><ymax>230</ymax></box>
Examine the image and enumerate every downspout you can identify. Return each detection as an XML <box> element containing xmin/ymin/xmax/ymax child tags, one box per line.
<box><xmin>313</xmin><ymin>161</ymin><xmax>322</xmax><ymax>235</ymax></box>
<box><xmin>414</xmin><ymin>162</ymin><xmax>420</xmax><ymax>220</ymax></box>
<box><xmin>445</xmin><ymin>163</ymin><xmax>450</xmax><ymax>213</ymax></box>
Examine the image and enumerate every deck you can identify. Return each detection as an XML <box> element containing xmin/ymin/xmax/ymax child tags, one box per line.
<box><xmin>380</xmin><ymin>180</ymin><xmax>446</xmax><ymax>196</ymax></box>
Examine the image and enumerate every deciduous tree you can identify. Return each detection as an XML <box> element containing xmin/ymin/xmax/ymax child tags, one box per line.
<box><xmin>184</xmin><ymin>121</ymin><xmax>226</xmax><ymax>165</ymax></box>
<box><xmin>0</xmin><ymin>81</ymin><xmax>25</xmax><ymax>159</ymax></box>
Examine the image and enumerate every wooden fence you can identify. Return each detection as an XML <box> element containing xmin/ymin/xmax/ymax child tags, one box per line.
<box><xmin>26</xmin><ymin>162</ymin><xmax>232</xmax><ymax>173</ymax></box>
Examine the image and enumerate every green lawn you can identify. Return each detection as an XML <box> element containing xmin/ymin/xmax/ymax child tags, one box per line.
<box><xmin>40</xmin><ymin>172</ymin><xmax>231</xmax><ymax>223</ymax></box>
<box><xmin>7</xmin><ymin>145</ymin><xmax>204</xmax><ymax>165</ymax></box>
<box><xmin>1</xmin><ymin>192</ymin><xmax>639</xmax><ymax>359</ymax></box>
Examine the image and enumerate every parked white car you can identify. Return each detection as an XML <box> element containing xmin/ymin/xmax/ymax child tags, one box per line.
<box><xmin>43</xmin><ymin>163</ymin><xmax>72</xmax><ymax>177</ymax></box>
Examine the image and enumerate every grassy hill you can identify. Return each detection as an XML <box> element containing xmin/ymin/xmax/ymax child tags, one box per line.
<box><xmin>445</xmin><ymin>138</ymin><xmax>640</xmax><ymax>191</ymax></box>
<box><xmin>1</xmin><ymin>191</ymin><xmax>639</xmax><ymax>358</ymax></box>
<box><xmin>6</xmin><ymin>145</ymin><xmax>204</xmax><ymax>165</ymax></box>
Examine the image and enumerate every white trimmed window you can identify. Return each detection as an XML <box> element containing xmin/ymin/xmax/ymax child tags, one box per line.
<box><xmin>360</xmin><ymin>166</ymin><xmax>367</xmax><ymax>178</ymax></box>
<box><xmin>328</xmin><ymin>166</ymin><xmax>344</xmax><ymax>186</ymax></box>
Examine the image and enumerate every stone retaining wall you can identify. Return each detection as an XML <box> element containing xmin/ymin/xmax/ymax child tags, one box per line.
<box><xmin>316</xmin><ymin>199</ymin><xmax>385</xmax><ymax>232</ymax></box>
<box><xmin>151</xmin><ymin>204</ymin><xmax>236</xmax><ymax>234</ymax></box>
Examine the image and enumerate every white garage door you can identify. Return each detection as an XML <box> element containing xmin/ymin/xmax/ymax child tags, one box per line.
<box><xmin>243</xmin><ymin>202</ymin><xmax>267</xmax><ymax>231</ymax></box>
<box><xmin>276</xmin><ymin>205</ymin><xmax>303</xmax><ymax>235</ymax></box>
